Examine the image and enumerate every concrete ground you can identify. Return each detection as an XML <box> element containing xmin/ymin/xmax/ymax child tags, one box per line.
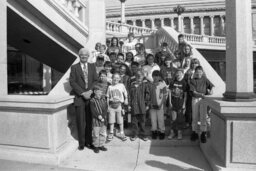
<box><xmin>0</xmin><ymin>136</ymin><xmax>212</xmax><ymax>171</ymax></box>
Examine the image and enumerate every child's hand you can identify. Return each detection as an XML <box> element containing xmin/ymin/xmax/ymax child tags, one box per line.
<box><xmin>145</xmin><ymin>106</ymin><xmax>149</xmax><ymax>111</ymax></box>
<box><xmin>101</xmin><ymin>118</ymin><xmax>105</xmax><ymax>122</ymax></box>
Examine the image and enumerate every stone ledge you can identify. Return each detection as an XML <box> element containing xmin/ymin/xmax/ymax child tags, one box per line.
<box><xmin>0</xmin><ymin>138</ymin><xmax>77</xmax><ymax>166</ymax></box>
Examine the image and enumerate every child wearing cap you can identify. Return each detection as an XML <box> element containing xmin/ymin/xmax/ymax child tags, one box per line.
<box><xmin>90</xmin><ymin>85</ymin><xmax>108</xmax><ymax>153</ymax></box>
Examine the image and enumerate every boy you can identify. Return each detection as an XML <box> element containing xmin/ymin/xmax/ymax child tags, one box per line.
<box><xmin>129</xmin><ymin>70</ymin><xmax>150</xmax><ymax>141</ymax></box>
<box><xmin>106</xmin><ymin>73</ymin><xmax>128</xmax><ymax>141</ymax></box>
<box><xmin>189</xmin><ymin>66</ymin><xmax>214</xmax><ymax>143</ymax></box>
<box><xmin>168</xmin><ymin>69</ymin><xmax>187</xmax><ymax>140</ymax></box>
<box><xmin>149</xmin><ymin>70</ymin><xmax>168</xmax><ymax>140</ymax></box>
<box><xmin>99</xmin><ymin>44</ymin><xmax>110</xmax><ymax>62</ymax></box>
<box><xmin>104</xmin><ymin>61</ymin><xmax>113</xmax><ymax>84</ymax></box>
<box><xmin>91</xmin><ymin>69</ymin><xmax>109</xmax><ymax>97</ymax></box>
<box><xmin>90</xmin><ymin>85</ymin><xmax>108</xmax><ymax>153</ymax></box>
<box><xmin>95</xmin><ymin>56</ymin><xmax>105</xmax><ymax>75</ymax></box>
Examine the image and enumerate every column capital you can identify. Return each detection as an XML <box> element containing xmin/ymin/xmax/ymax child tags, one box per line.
<box><xmin>199</xmin><ymin>16</ymin><xmax>204</xmax><ymax>19</ymax></box>
<box><xmin>210</xmin><ymin>15</ymin><xmax>215</xmax><ymax>19</ymax></box>
<box><xmin>141</xmin><ymin>19</ymin><xmax>146</xmax><ymax>22</ymax></box>
<box><xmin>189</xmin><ymin>16</ymin><xmax>194</xmax><ymax>19</ymax></box>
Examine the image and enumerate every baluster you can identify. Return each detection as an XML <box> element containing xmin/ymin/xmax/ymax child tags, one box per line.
<box><xmin>67</xmin><ymin>0</ymin><xmax>75</xmax><ymax>12</ymax></box>
<box><xmin>73</xmin><ymin>0</ymin><xmax>81</xmax><ymax>18</ymax></box>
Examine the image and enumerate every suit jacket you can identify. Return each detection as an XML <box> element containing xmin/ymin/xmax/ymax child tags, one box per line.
<box><xmin>69</xmin><ymin>62</ymin><xmax>98</xmax><ymax>106</ymax></box>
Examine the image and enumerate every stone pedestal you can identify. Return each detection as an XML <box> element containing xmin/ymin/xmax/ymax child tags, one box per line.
<box><xmin>200</xmin><ymin>98</ymin><xmax>256</xmax><ymax>171</ymax></box>
<box><xmin>0</xmin><ymin>96</ymin><xmax>77</xmax><ymax>165</ymax></box>
<box><xmin>0</xmin><ymin>0</ymin><xmax>7</xmax><ymax>95</ymax></box>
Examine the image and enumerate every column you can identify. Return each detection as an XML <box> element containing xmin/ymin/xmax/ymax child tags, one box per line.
<box><xmin>178</xmin><ymin>15</ymin><xmax>182</xmax><ymax>32</ymax></box>
<box><xmin>0</xmin><ymin>0</ymin><xmax>7</xmax><ymax>95</ymax></box>
<box><xmin>180</xmin><ymin>17</ymin><xmax>184</xmax><ymax>33</ymax></box>
<box><xmin>141</xmin><ymin>19</ymin><xmax>145</xmax><ymax>27</ymax></box>
<box><xmin>220</xmin><ymin>15</ymin><xmax>225</xmax><ymax>36</ymax></box>
<box><xmin>86</xmin><ymin>0</ymin><xmax>106</xmax><ymax>51</ymax></box>
<box><xmin>160</xmin><ymin>18</ymin><xmax>164</xmax><ymax>27</ymax></box>
<box><xmin>210</xmin><ymin>15</ymin><xmax>215</xmax><ymax>36</ymax></box>
<box><xmin>131</xmin><ymin>19</ymin><xmax>135</xmax><ymax>26</ymax></box>
<box><xmin>120</xmin><ymin>0</ymin><xmax>126</xmax><ymax>24</ymax></box>
<box><xmin>223</xmin><ymin>0</ymin><xmax>256</xmax><ymax>100</ymax></box>
<box><xmin>200</xmin><ymin>16</ymin><xmax>204</xmax><ymax>35</ymax></box>
<box><xmin>190</xmin><ymin>16</ymin><xmax>194</xmax><ymax>34</ymax></box>
<box><xmin>170</xmin><ymin>17</ymin><xmax>174</xmax><ymax>28</ymax></box>
<box><xmin>42</xmin><ymin>64</ymin><xmax>52</xmax><ymax>93</ymax></box>
<box><xmin>150</xmin><ymin>18</ymin><xmax>155</xmax><ymax>29</ymax></box>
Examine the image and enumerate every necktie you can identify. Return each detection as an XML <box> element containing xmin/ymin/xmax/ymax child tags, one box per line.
<box><xmin>83</xmin><ymin>64</ymin><xmax>88</xmax><ymax>89</ymax></box>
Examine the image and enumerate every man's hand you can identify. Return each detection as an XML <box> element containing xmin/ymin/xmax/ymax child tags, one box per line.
<box><xmin>81</xmin><ymin>90</ymin><xmax>93</xmax><ymax>100</ymax></box>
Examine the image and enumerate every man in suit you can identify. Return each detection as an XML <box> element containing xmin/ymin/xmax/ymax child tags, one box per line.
<box><xmin>69</xmin><ymin>47</ymin><xmax>98</xmax><ymax>150</ymax></box>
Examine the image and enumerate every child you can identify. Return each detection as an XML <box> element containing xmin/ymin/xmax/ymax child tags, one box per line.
<box><xmin>91</xmin><ymin>69</ymin><xmax>110</xmax><ymax>97</ymax></box>
<box><xmin>125</xmin><ymin>52</ymin><xmax>134</xmax><ymax>68</ymax></box>
<box><xmin>95</xmin><ymin>55</ymin><xmax>105</xmax><ymax>75</ymax></box>
<box><xmin>160</xmin><ymin>56</ymin><xmax>177</xmax><ymax>85</ymax></box>
<box><xmin>129</xmin><ymin>70</ymin><xmax>150</xmax><ymax>141</ymax></box>
<box><xmin>149</xmin><ymin>70</ymin><xmax>168</xmax><ymax>140</ymax></box>
<box><xmin>88</xmin><ymin>42</ymin><xmax>101</xmax><ymax>63</ymax></box>
<box><xmin>122</xmin><ymin>33</ymin><xmax>138</xmax><ymax>55</ymax></box>
<box><xmin>168</xmin><ymin>69</ymin><xmax>187</xmax><ymax>140</ymax></box>
<box><xmin>99</xmin><ymin>44</ymin><xmax>110</xmax><ymax>62</ymax></box>
<box><xmin>189</xmin><ymin>66</ymin><xmax>214</xmax><ymax>143</ymax></box>
<box><xmin>90</xmin><ymin>85</ymin><xmax>108</xmax><ymax>153</ymax></box>
<box><xmin>106</xmin><ymin>73</ymin><xmax>128</xmax><ymax>141</ymax></box>
<box><xmin>104</xmin><ymin>61</ymin><xmax>113</xmax><ymax>84</ymax></box>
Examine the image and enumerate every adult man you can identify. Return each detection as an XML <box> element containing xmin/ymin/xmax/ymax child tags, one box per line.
<box><xmin>69</xmin><ymin>47</ymin><xmax>98</xmax><ymax>150</ymax></box>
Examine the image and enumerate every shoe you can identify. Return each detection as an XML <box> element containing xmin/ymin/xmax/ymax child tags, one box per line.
<box><xmin>151</xmin><ymin>131</ymin><xmax>158</xmax><ymax>139</ymax></box>
<box><xmin>168</xmin><ymin>130</ymin><xmax>175</xmax><ymax>140</ymax></box>
<box><xmin>159</xmin><ymin>133</ymin><xmax>165</xmax><ymax>140</ymax></box>
<box><xmin>85</xmin><ymin>144</ymin><xmax>94</xmax><ymax>149</ymax></box>
<box><xmin>107</xmin><ymin>133</ymin><xmax>114</xmax><ymax>141</ymax></box>
<box><xmin>200</xmin><ymin>132</ymin><xmax>207</xmax><ymax>143</ymax></box>
<box><xmin>98</xmin><ymin>146</ymin><xmax>108</xmax><ymax>151</ymax></box>
<box><xmin>177</xmin><ymin>130</ymin><xmax>183</xmax><ymax>140</ymax></box>
<box><xmin>190</xmin><ymin>131</ymin><xmax>199</xmax><ymax>141</ymax></box>
<box><xmin>130</xmin><ymin>136</ymin><xmax>138</xmax><ymax>141</ymax></box>
<box><xmin>120</xmin><ymin>134</ymin><xmax>127</xmax><ymax>141</ymax></box>
<box><xmin>94</xmin><ymin>147</ymin><xmax>100</xmax><ymax>153</ymax></box>
<box><xmin>78</xmin><ymin>146</ymin><xmax>84</xmax><ymax>151</ymax></box>
<box><xmin>141</xmin><ymin>137</ymin><xmax>149</xmax><ymax>141</ymax></box>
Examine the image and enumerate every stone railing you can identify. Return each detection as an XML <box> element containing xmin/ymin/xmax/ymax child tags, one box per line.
<box><xmin>53</xmin><ymin>0</ymin><xmax>87</xmax><ymax>23</ymax></box>
<box><xmin>106</xmin><ymin>21</ymin><xmax>156</xmax><ymax>36</ymax></box>
<box><xmin>183</xmin><ymin>33</ymin><xmax>226</xmax><ymax>44</ymax></box>
<box><xmin>155</xmin><ymin>27</ymin><xmax>226</xmax><ymax>96</ymax></box>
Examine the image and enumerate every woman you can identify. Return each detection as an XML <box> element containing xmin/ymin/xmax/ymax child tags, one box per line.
<box><xmin>106</xmin><ymin>37</ymin><xmax>120</xmax><ymax>56</ymax></box>
<box><xmin>134</xmin><ymin>43</ymin><xmax>147</xmax><ymax>66</ymax></box>
<box><xmin>142</xmin><ymin>54</ymin><xmax>160</xmax><ymax>83</ymax></box>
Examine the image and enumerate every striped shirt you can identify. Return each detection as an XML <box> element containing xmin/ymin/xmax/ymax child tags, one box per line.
<box><xmin>90</xmin><ymin>97</ymin><xmax>108</xmax><ymax>127</ymax></box>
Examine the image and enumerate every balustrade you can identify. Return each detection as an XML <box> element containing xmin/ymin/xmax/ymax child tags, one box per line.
<box><xmin>54</xmin><ymin>0</ymin><xmax>86</xmax><ymax>23</ymax></box>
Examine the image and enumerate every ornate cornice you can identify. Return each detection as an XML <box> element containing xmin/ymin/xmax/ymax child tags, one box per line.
<box><xmin>106</xmin><ymin>7</ymin><xmax>226</xmax><ymax>18</ymax></box>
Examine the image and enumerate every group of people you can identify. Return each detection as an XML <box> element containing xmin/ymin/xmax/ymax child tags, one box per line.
<box><xmin>69</xmin><ymin>33</ymin><xmax>214</xmax><ymax>154</ymax></box>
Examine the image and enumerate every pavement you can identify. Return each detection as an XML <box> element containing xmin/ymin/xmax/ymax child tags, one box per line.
<box><xmin>0</xmin><ymin>136</ymin><xmax>212</xmax><ymax>171</ymax></box>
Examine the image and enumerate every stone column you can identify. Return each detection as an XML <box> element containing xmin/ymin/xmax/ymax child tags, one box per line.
<box><xmin>223</xmin><ymin>0</ymin><xmax>256</xmax><ymax>100</ymax></box>
<box><xmin>141</xmin><ymin>19</ymin><xmax>145</xmax><ymax>27</ymax></box>
<box><xmin>170</xmin><ymin>17</ymin><xmax>174</xmax><ymax>28</ymax></box>
<box><xmin>86</xmin><ymin>0</ymin><xmax>106</xmax><ymax>51</ymax></box>
<box><xmin>132</xmin><ymin>19</ymin><xmax>136</xmax><ymax>26</ymax></box>
<box><xmin>120</xmin><ymin>0</ymin><xmax>126</xmax><ymax>24</ymax></box>
<box><xmin>178</xmin><ymin>15</ymin><xmax>182</xmax><ymax>32</ymax></box>
<box><xmin>160</xmin><ymin>18</ymin><xmax>164</xmax><ymax>27</ymax></box>
<box><xmin>42</xmin><ymin>64</ymin><xmax>52</xmax><ymax>93</ymax></box>
<box><xmin>220</xmin><ymin>15</ymin><xmax>225</xmax><ymax>36</ymax></box>
<box><xmin>190</xmin><ymin>16</ymin><xmax>194</xmax><ymax>34</ymax></box>
<box><xmin>210</xmin><ymin>15</ymin><xmax>215</xmax><ymax>36</ymax></box>
<box><xmin>180</xmin><ymin>16</ymin><xmax>184</xmax><ymax>32</ymax></box>
<box><xmin>150</xmin><ymin>18</ymin><xmax>155</xmax><ymax>29</ymax></box>
<box><xmin>200</xmin><ymin>16</ymin><xmax>204</xmax><ymax>35</ymax></box>
<box><xmin>0</xmin><ymin>0</ymin><xmax>7</xmax><ymax>95</ymax></box>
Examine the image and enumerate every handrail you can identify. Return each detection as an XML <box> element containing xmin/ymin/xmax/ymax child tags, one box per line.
<box><xmin>155</xmin><ymin>27</ymin><xmax>226</xmax><ymax>96</ymax></box>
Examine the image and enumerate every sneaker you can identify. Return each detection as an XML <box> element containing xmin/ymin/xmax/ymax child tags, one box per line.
<box><xmin>200</xmin><ymin>132</ymin><xmax>207</xmax><ymax>143</ymax></box>
<box><xmin>190</xmin><ymin>131</ymin><xmax>199</xmax><ymax>141</ymax></box>
<box><xmin>94</xmin><ymin>147</ymin><xmax>100</xmax><ymax>153</ymax></box>
<box><xmin>141</xmin><ymin>137</ymin><xmax>149</xmax><ymax>141</ymax></box>
<box><xmin>159</xmin><ymin>133</ymin><xmax>165</xmax><ymax>140</ymax></box>
<box><xmin>151</xmin><ymin>131</ymin><xmax>158</xmax><ymax>139</ymax></box>
<box><xmin>120</xmin><ymin>134</ymin><xmax>127</xmax><ymax>141</ymax></box>
<box><xmin>98</xmin><ymin>146</ymin><xmax>108</xmax><ymax>151</ymax></box>
<box><xmin>168</xmin><ymin>130</ymin><xmax>175</xmax><ymax>140</ymax></box>
<box><xmin>107</xmin><ymin>133</ymin><xmax>114</xmax><ymax>141</ymax></box>
<box><xmin>177</xmin><ymin>130</ymin><xmax>182</xmax><ymax>140</ymax></box>
<box><xmin>130</xmin><ymin>136</ymin><xmax>138</xmax><ymax>141</ymax></box>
